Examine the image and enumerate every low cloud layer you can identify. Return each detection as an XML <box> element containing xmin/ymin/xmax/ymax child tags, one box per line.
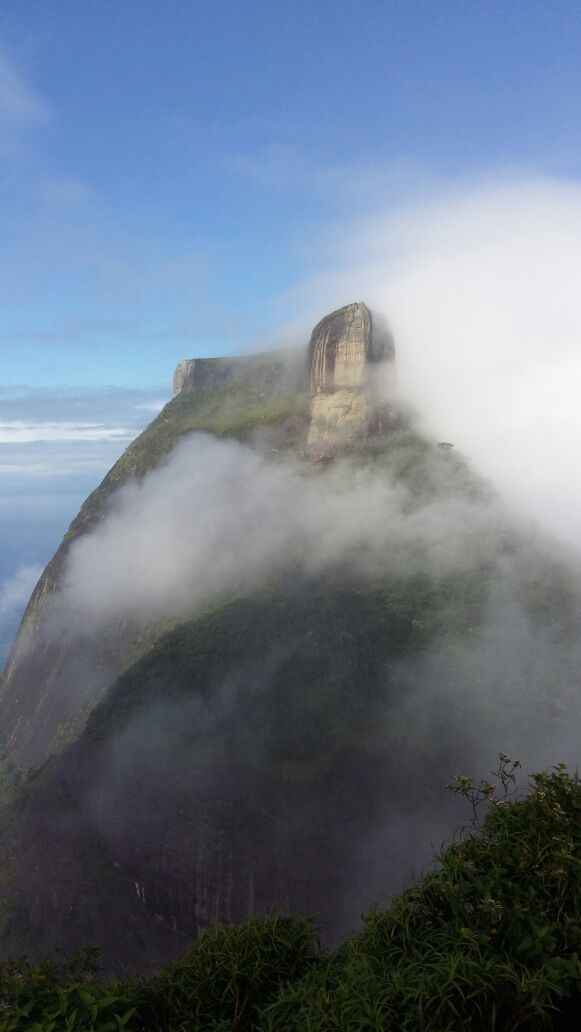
<box><xmin>54</xmin><ymin>433</ymin><xmax>506</xmax><ymax>633</ymax></box>
<box><xmin>0</xmin><ymin>386</ymin><xmax>167</xmax><ymax>479</ymax></box>
<box><xmin>54</xmin><ymin>430</ymin><xmax>581</xmax><ymax>940</ymax></box>
<box><xmin>0</xmin><ymin>565</ymin><xmax>42</xmax><ymax>666</ymax></box>
<box><xmin>0</xmin><ymin>564</ymin><xmax>41</xmax><ymax>622</ymax></box>
<box><xmin>0</xmin><ymin>422</ymin><xmax>137</xmax><ymax>444</ymax></box>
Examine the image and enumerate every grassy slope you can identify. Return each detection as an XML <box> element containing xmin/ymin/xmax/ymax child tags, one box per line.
<box><xmin>66</xmin><ymin>353</ymin><xmax>310</xmax><ymax>540</ymax></box>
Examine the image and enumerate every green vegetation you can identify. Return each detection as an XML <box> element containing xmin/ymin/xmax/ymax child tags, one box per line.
<box><xmin>0</xmin><ymin>948</ymin><xmax>135</xmax><ymax>1032</ymax></box>
<box><xmin>61</xmin><ymin>354</ymin><xmax>309</xmax><ymax>545</ymax></box>
<box><xmin>134</xmin><ymin>915</ymin><xmax>318</xmax><ymax>1031</ymax></box>
<box><xmin>3</xmin><ymin>762</ymin><xmax>581</xmax><ymax>1030</ymax></box>
<box><xmin>82</xmin><ymin>576</ymin><xmax>485</xmax><ymax>777</ymax></box>
<box><xmin>91</xmin><ymin>358</ymin><xmax>307</xmax><ymax>486</ymax></box>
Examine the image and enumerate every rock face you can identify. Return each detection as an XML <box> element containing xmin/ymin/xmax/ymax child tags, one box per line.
<box><xmin>173</xmin><ymin>357</ymin><xmax>260</xmax><ymax>394</ymax></box>
<box><xmin>306</xmin><ymin>302</ymin><xmax>395</xmax><ymax>449</ymax></box>
<box><xmin>172</xmin><ymin>304</ymin><xmax>396</xmax><ymax>452</ymax></box>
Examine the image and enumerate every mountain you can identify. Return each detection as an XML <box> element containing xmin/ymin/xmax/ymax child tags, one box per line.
<box><xmin>1</xmin><ymin>302</ymin><xmax>580</xmax><ymax>974</ymax></box>
<box><xmin>0</xmin><ymin>302</ymin><xmax>396</xmax><ymax>768</ymax></box>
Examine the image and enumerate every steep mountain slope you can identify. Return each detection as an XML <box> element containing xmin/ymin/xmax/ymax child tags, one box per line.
<box><xmin>0</xmin><ymin>302</ymin><xmax>397</xmax><ymax>769</ymax></box>
<box><xmin>0</xmin><ymin>351</ymin><xmax>309</xmax><ymax>767</ymax></box>
<box><xmin>1</xmin><ymin>302</ymin><xmax>580</xmax><ymax>974</ymax></box>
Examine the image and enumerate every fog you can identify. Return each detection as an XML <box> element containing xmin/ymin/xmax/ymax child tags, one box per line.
<box><xmin>0</xmin><ymin>564</ymin><xmax>42</xmax><ymax>622</ymax></box>
<box><xmin>53</xmin><ymin>433</ymin><xmax>507</xmax><ymax>632</ymax></box>
<box><xmin>56</xmin><ymin>418</ymin><xmax>581</xmax><ymax>943</ymax></box>
<box><xmin>49</xmin><ymin>415</ymin><xmax>581</xmax><ymax>791</ymax></box>
<box><xmin>292</xmin><ymin>177</ymin><xmax>581</xmax><ymax>552</ymax></box>
<box><xmin>48</xmin><ymin>174</ymin><xmax>581</xmax><ymax>795</ymax></box>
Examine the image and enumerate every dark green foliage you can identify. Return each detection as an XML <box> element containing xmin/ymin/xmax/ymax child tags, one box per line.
<box><xmin>262</xmin><ymin>764</ymin><xmax>581</xmax><ymax>1030</ymax></box>
<box><xmin>95</xmin><ymin>356</ymin><xmax>309</xmax><ymax>491</ymax></box>
<box><xmin>82</xmin><ymin>577</ymin><xmax>484</xmax><ymax>786</ymax></box>
<box><xmin>0</xmin><ymin>917</ymin><xmax>320</xmax><ymax>1032</ymax></box>
<box><xmin>133</xmin><ymin>914</ymin><xmax>320</xmax><ymax>1031</ymax></box>
<box><xmin>58</xmin><ymin>355</ymin><xmax>308</xmax><ymax>561</ymax></box>
<box><xmin>0</xmin><ymin>948</ymin><xmax>134</xmax><ymax>1031</ymax></box>
<box><xmin>4</xmin><ymin>766</ymin><xmax>581</xmax><ymax>1030</ymax></box>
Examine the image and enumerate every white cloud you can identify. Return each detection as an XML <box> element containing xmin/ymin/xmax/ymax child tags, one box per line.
<box><xmin>230</xmin><ymin>143</ymin><xmax>427</xmax><ymax>203</ymax></box>
<box><xmin>52</xmin><ymin>433</ymin><xmax>509</xmax><ymax>633</ymax></box>
<box><xmin>0</xmin><ymin>422</ymin><xmax>136</xmax><ymax>444</ymax></box>
<box><xmin>289</xmin><ymin>176</ymin><xmax>581</xmax><ymax>551</ymax></box>
<box><xmin>0</xmin><ymin>565</ymin><xmax>42</xmax><ymax>621</ymax></box>
<box><xmin>0</xmin><ymin>387</ymin><xmax>167</xmax><ymax>479</ymax></box>
<box><xmin>0</xmin><ymin>449</ymin><xmax>125</xmax><ymax>480</ymax></box>
<box><xmin>133</xmin><ymin>399</ymin><xmax>166</xmax><ymax>414</ymax></box>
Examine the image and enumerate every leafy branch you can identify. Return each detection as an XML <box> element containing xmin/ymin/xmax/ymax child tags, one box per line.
<box><xmin>447</xmin><ymin>751</ymin><xmax>522</xmax><ymax>827</ymax></box>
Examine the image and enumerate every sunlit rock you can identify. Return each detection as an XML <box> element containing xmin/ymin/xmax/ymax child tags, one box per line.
<box><xmin>306</xmin><ymin>302</ymin><xmax>395</xmax><ymax>448</ymax></box>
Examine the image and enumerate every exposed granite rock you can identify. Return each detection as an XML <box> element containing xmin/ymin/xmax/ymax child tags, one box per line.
<box><xmin>306</xmin><ymin>302</ymin><xmax>395</xmax><ymax>449</ymax></box>
<box><xmin>173</xmin><ymin>357</ymin><xmax>256</xmax><ymax>394</ymax></box>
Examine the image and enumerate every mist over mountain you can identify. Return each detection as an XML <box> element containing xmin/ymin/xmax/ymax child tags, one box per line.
<box><xmin>1</xmin><ymin>302</ymin><xmax>580</xmax><ymax>974</ymax></box>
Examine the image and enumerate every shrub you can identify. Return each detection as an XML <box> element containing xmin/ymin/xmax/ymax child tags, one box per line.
<box><xmin>0</xmin><ymin>947</ymin><xmax>134</xmax><ymax>1031</ymax></box>
<box><xmin>260</xmin><ymin>762</ymin><xmax>581</xmax><ymax>1030</ymax></box>
<box><xmin>132</xmin><ymin>913</ymin><xmax>321</xmax><ymax>1031</ymax></box>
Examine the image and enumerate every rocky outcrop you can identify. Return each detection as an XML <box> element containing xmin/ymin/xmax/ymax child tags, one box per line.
<box><xmin>173</xmin><ymin>357</ymin><xmax>257</xmax><ymax>394</ymax></box>
<box><xmin>306</xmin><ymin>302</ymin><xmax>395</xmax><ymax>449</ymax></box>
<box><xmin>173</xmin><ymin>352</ymin><xmax>305</xmax><ymax>396</ymax></box>
<box><xmin>172</xmin><ymin>304</ymin><xmax>396</xmax><ymax>452</ymax></box>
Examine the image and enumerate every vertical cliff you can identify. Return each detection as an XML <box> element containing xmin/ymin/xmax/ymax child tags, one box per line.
<box><xmin>306</xmin><ymin>302</ymin><xmax>395</xmax><ymax>449</ymax></box>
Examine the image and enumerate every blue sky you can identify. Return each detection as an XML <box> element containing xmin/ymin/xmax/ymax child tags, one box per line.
<box><xmin>1</xmin><ymin>0</ymin><xmax>581</xmax><ymax>390</ymax></box>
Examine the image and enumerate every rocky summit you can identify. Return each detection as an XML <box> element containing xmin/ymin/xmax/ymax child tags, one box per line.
<box><xmin>306</xmin><ymin>302</ymin><xmax>395</xmax><ymax>448</ymax></box>
<box><xmin>172</xmin><ymin>301</ymin><xmax>397</xmax><ymax>451</ymax></box>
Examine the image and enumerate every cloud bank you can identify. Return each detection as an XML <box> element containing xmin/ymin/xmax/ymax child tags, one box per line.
<box><xmin>0</xmin><ymin>422</ymin><xmax>136</xmax><ymax>444</ymax></box>
<box><xmin>54</xmin><ymin>433</ymin><xmax>506</xmax><ymax>633</ymax></box>
<box><xmin>0</xmin><ymin>386</ymin><xmax>168</xmax><ymax>480</ymax></box>
<box><xmin>290</xmin><ymin>176</ymin><xmax>581</xmax><ymax>551</ymax></box>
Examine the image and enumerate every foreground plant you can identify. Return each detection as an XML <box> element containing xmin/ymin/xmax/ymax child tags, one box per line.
<box><xmin>262</xmin><ymin>760</ymin><xmax>581</xmax><ymax>1031</ymax></box>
